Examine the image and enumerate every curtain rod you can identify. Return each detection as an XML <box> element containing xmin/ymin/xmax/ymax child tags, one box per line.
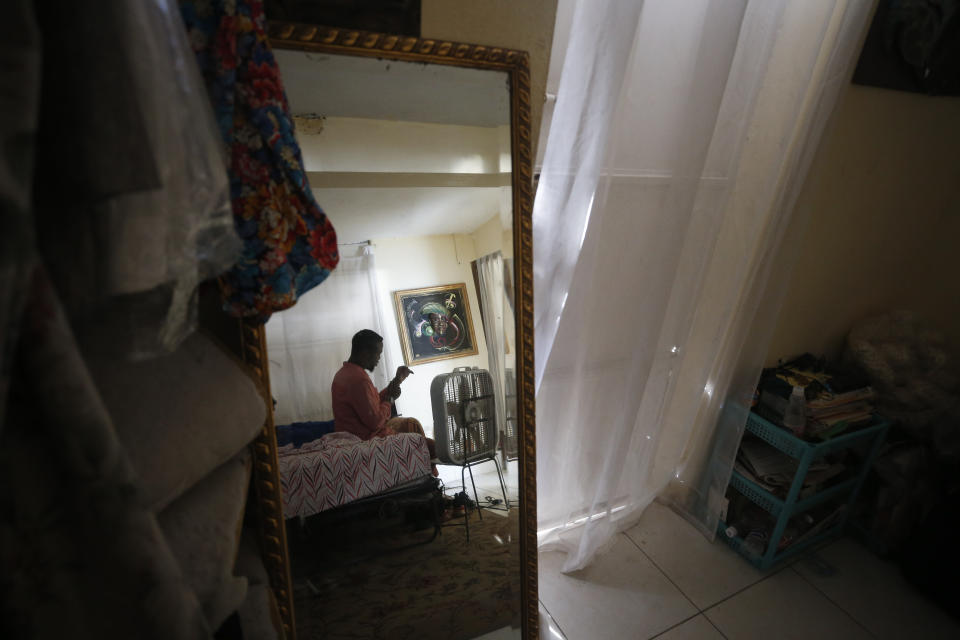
<box><xmin>337</xmin><ymin>240</ymin><xmax>371</xmax><ymax>246</ymax></box>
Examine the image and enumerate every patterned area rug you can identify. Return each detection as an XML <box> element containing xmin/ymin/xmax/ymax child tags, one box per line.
<box><xmin>288</xmin><ymin>505</ymin><xmax>521</xmax><ymax>639</ymax></box>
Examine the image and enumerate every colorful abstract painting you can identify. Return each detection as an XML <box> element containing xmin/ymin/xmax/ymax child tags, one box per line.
<box><xmin>393</xmin><ymin>283</ymin><xmax>479</xmax><ymax>365</ymax></box>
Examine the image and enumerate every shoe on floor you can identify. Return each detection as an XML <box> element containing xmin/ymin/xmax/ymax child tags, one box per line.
<box><xmin>452</xmin><ymin>491</ymin><xmax>475</xmax><ymax>511</ymax></box>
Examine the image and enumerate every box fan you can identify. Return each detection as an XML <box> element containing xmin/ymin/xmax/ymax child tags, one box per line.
<box><xmin>431</xmin><ymin>367</ymin><xmax>509</xmax><ymax>516</ymax></box>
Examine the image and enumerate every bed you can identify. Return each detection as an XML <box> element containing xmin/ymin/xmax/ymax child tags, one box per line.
<box><xmin>277</xmin><ymin>425</ymin><xmax>433</xmax><ymax>520</ymax></box>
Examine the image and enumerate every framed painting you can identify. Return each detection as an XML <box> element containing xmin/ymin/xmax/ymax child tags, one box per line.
<box><xmin>851</xmin><ymin>0</ymin><xmax>960</xmax><ymax>96</ymax></box>
<box><xmin>393</xmin><ymin>283</ymin><xmax>479</xmax><ymax>365</ymax></box>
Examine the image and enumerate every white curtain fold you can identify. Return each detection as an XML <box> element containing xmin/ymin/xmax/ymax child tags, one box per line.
<box><xmin>266</xmin><ymin>245</ymin><xmax>390</xmax><ymax>425</ymax></box>
<box><xmin>535</xmin><ymin>0</ymin><xmax>874</xmax><ymax>573</ymax></box>
<box><xmin>476</xmin><ymin>251</ymin><xmax>508</xmax><ymax>456</ymax></box>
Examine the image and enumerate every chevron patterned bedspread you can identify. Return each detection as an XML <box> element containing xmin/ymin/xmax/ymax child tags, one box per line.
<box><xmin>278</xmin><ymin>432</ymin><xmax>432</xmax><ymax>519</ymax></box>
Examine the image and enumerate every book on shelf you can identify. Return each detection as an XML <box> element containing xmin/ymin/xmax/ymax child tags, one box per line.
<box><xmin>737</xmin><ymin>440</ymin><xmax>837</xmax><ymax>481</ymax></box>
<box><xmin>756</xmin><ymin>362</ymin><xmax>876</xmax><ymax>442</ymax></box>
<box><xmin>811</xmin><ymin>408</ymin><xmax>874</xmax><ymax>427</ymax></box>
<box><xmin>807</xmin><ymin>386</ymin><xmax>875</xmax><ymax>411</ymax></box>
<box><xmin>809</xmin><ymin>399</ymin><xmax>874</xmax><ymax>419</ymax></box>
<box><xmin>736</xmin><ymin>440</ymin><xmax>846</xmax><ymax>492</ymax></box>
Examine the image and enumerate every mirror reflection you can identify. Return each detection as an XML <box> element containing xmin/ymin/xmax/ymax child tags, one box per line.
<box><xmin>265</xmin><ymin>50</ymin><xmax>519</xmax><ymax>640</ymax></box>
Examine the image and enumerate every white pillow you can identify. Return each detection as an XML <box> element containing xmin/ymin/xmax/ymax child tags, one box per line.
<box><xmin>87</xmin><ymin>332</ymin><xmax>266</xmax><ymax>511</ymax></box>
<box><xmin>159</xmin><ymin>449</ymin><xmax>252</xmax><ymax>630</ymax></box>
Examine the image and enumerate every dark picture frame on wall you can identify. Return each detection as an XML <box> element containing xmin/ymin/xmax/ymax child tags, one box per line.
<box><xmin>265</xmin><ymin>0</ymin><xmax>421</xmax><ymax>36</ymax></box>
<box><xmin>852</xmin><ymin>0</ymin><xmax>960</xmax><ymax>96</ymax></box>
<box><xmin>393</xmin><ymin>283</ymin><xmax>479</xmax><ymax>365</ymax></box>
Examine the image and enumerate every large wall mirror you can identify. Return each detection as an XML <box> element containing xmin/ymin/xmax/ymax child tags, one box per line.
<box><xmin>241</xmin><ymin>22</ymin><xmax>536</xmax><ymax>640</ymax></box>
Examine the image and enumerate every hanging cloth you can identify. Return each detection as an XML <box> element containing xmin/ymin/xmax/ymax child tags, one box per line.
<box><xmin>475</xmin><ymin>251</ymin><xmax>508</xmax><ymax>457</ymax></box>
<box><xmin>266</xmin><ymin>245</ymin><xmax>392</xmax><ymax>425</ymax></box>
<box><xmin>179</xmin><ymin>0</ymin><xmax>339</xmax><ymax>321</ymax></box>
<box><xmin>535</xmin><ymin>0</ymin><xmax>876</xmax><ymax>573</ymax></box>
<box><xmin>32</xmin><ymin>0</ymin><xmax>240</xmax><ymax>359</ymax></box>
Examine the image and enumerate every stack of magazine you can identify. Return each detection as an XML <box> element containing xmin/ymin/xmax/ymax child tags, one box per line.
<box><xmin>755</xmin><ymin>354</ymin><xmax>876</xmax><ymax>440</ymax></box>
<box><xmin>735</xmin><ymin>439</ymin><xmax>845</xmax><ymax>497</ymax></box>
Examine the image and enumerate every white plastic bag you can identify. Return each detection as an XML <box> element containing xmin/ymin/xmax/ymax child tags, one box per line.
<box><xmin>93</xmin><ymin>0</ymin><xmax>239</xmax><ymax>355</ymax></box>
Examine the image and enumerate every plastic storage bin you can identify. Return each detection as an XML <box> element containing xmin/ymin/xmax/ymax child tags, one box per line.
<box><xmin>718</xmin><ymin>411</ymin><xmax>889</xmax><ymax>569</ymax></box>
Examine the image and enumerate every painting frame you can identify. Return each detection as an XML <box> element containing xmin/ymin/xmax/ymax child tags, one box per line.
<box><xmin>393</xmin><ymin>283</ymin><xmax>479</xmax><ymax>366</ymax></box>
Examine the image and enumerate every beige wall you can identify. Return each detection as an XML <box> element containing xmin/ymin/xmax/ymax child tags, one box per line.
<box><xmin>421</xmin><ymin>0</ymin><xmax>558</xmax><ymax>155</ymax></box>
<box><xmin>375</xmin><ymin>224</ymin><xmax>517</xmax><ymax>432</ymax></box>
<box><xmin>299</xmin><ymin>116</ymin><xmax>512</xmax><ymax>244</ymax></box>
<box><xmin>765</xmin><ymin>85</ymin><xmax>960</xmax><ymax>365</ymax></box>
<box><xmin>471</xmin><ymin>213</ymin><xmax>507</xmax><ymax>259</ymax></box>
<box><xmin>298</xmin><ymin>117</ymin><xmax>508</xmax><ymax>173</ymax></box>
<box><xmin>374</xmin><ymin>234</ymin><xmax>489</xmax><ymax>435</ymax></box>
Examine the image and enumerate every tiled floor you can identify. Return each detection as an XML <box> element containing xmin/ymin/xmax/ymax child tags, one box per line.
<box><xmin>539</xmin><ymin>502</ymin><xmax>960</xmax><ymax>639</ymax></box>
<box><xmin>438</xmin><ymin>459</ymin><xmax>519</xmax><ymax>509</ymax></box>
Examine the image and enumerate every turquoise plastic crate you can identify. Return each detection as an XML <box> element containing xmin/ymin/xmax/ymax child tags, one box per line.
<box><xmin>744</xmin><ymin>411</ymin><xmax>888</xmax><ymax>460</ymax></box>
<box><xmin>717</xmin><ymin>516</ymin><xmax>845</xmax><ymax>570</ymax></box>
<box><xmin>730</xmin><ymin>470</ymin><xmax>784</xmax><ymax>517</ymax></box>
<box><xmin>721</xmin><ymin>411</ymin><xmax>890</xmax><ymax>570</ymax></box>
<box><xmin>716</xmin><ymin>519</ymin><xmax>764</xmax><ymax>569</ymax></box>
<box><xmin>744</xmin><ymin>412</ymin><xmax>809</xmax><ymax>458</ymax></box>
<box><xmin>732</xmin><ymin>470</ymin><xmax>862</xmax><ymax>520</ymax></box>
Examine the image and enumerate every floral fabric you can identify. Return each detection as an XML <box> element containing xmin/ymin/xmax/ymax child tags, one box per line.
<box><xmin>179</xmin><ymin>0</ymin><xmax>338</xmax><ymax>320</ymax></box>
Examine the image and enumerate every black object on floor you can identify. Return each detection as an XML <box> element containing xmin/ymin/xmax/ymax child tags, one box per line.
<box><xmin>214</xmin><ymin>612</ymin><xmax>243</xmax><ymax>640</ymax></box>
<box><xmin>899</xmin><ymin>489</ymin><xmax>960</xmax><ymax>621</ymax></box>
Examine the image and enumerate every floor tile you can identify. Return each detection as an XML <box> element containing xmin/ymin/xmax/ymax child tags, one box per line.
<box><xmin>793</xmin><ymin>538</ymin><xmax>960</xmax><ymax>640</ymax></box>
<box><xmin>652</xmin><ymin>615</ymin><xmax>725</xmax><ymax>640</ymax></box>
<box><xmin>438</xmin><ymin>465</ymin><xmax>517</xmax><ymax>499</ymax></box>
<box><xmin>539</xmin><ymin>534</ymin><xmax>697</xmax><ymax>640</ymax></box>
<box><xmin>540</xmin><ymin>601</ymin><xmax>568</xmax><ymax>640</ymax></box>
<box><xmin>625</xmin><ymin>501</ymin><xmax>769</xmax><ymax>609</ymax></box>
<box><xmin>475</xmin><ymin>486</ymin><xmax>513</xmax><ymax>504</ymax></box>
<box><xmin>705</xmin><ymin>568</ymin><xmax>873</xmax><ymax>640</ymax></box>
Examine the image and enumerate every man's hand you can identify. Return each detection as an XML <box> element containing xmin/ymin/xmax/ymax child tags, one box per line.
<box><xmin>386</xmin><ymin>379</ymin><xmax>402</xmax><ymax>400</ymax></box>
<box><xmin>386</xmin><ymin>366</ymin><xmax>413</xmax><ymax>400</ymax></box>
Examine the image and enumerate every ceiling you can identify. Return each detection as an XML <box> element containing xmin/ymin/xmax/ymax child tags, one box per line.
<box><xmin>315</xmin><ymin>186</ymin><xmax>509</xmax><ymax>244</ymax></box>
<box><xmin>275</xmin><ymin>48</ymin><xmax>513</xmax><ymax>241</ymax></box>
<box><xmin>275</xmin><ymin>49</ymin><xmax>511</xmax><ymax>127</ymax></box>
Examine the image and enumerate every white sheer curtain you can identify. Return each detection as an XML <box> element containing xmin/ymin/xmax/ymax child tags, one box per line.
<box><xmin>266</xmin><ymin>244</ymin><xmax>391</xmax><ymax>425</ymax></box>
<box><xmin>476</xmin><ymin>251</ymin><xmax>508</xmax><ymax>458</ymax></box>
<box><xmin>535</xmin><ymin>0</ymin><xmax>874</xmax><ymax>572</ymax></box>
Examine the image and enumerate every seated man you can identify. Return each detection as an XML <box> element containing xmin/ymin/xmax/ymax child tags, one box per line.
<box><xmin>332</xmin><ymin>329</ymin><xmax>439</xmax><ymax>476</ymax></box>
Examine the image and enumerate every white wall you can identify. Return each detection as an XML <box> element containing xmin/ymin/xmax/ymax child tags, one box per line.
<box><xmin>765</xmin><ymin>85</ymin><xmax>960</xmax><ymax>364</ymax></box>
<box><xmin>302</xmin><ymin>117</ymin><xmax>513</xmax><ymax>243</ymax></box>
<box><xmin>298</xmin><ymin>116</ymin><xmax>509</xmax><ymax>174</ymax></box>
<box><xmin>374</xmin><ymin>234</ymin><xmax>489</xmax><ymax>437</ymax></box>
<box><xmin>315</xmin><ymin>186</ymin><xmax>505</xmax><ymax>245</ymax></box>
<box><xmin>422</xmin><ymin>0</ymin><xmax>558</xmax><ymax>156</ymax></box>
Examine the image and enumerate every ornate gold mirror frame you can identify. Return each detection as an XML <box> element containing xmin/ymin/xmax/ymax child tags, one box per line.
<box><xmin>239</xmin><ymin>22</ymin><xmax>537</xmax><ymax>640</ymax></box>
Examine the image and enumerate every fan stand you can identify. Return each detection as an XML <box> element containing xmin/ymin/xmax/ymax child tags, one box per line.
<box><xmin>458</xmin><ymin>455</ymin><xmax>511</xmax><ymax>521</ymax></box>
<box><xmin>449</xmin><ymin>401</ymin><xmax>510</xmax><ymax>524</ymax></box>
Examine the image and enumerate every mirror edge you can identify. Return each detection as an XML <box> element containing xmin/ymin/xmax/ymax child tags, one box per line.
<box><xmin>242</xmin><ymin>22</ymin><xmax>538</xmax><ymax>640</ymax></box>
<box><xmin>506</xmin><ymin>35</ymin><xmax>539</xmax><ymax>640</ymax></box>
<box><xmin>240</xmin><ymin>319</ymin><xmax>297</xmax><ymax>638</ymax></box>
